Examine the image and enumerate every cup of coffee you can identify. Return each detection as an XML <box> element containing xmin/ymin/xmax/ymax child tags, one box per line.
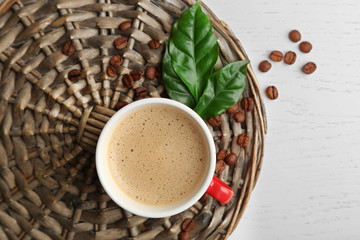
<box><xmin>96</xmin><ymin>98</ymin><xmax>233</xmax><ymax>218</ymax></box>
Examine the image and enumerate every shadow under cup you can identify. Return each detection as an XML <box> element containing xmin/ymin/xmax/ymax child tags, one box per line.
<box><xmin>96</xmin><ymin>98</ymin><xmax>216</xmax><ymax>218</ymax></box>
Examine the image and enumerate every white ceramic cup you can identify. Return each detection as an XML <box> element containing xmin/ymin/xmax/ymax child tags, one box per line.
<box><xmin>96</xmin><ymin>98</ymin><xmax>233</xmax><ymax>218</ymax></box>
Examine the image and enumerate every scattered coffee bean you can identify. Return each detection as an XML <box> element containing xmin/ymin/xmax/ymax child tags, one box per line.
<box><xmin>302</xmin><ymin>62</ymin><xmax>317</xmax><ymax>74</ymax></box>
<box><xmin>270</xmin><ymin>50</ymin><xmax>283</xmax><ymax>62</ymax></box>
<box><xmin>62</xmin><ymin>41</ymin><xmax>76</xmax><ymax>56</ymax></box>
<box><xmin>145</xmin><ymin>66</ymin><xmax>157</xmax><ymax>80</ymax></box>
<box><xmin>107</xmin><ymin>66</ymin><xmax>117</xmax><ymax>77</ymax></box>
<box><xmin>260</xmin><ymin>30</ymin><xmax>316</xmax><ymax>78</ymax></box>
<box><xmin>284</xmin><ymin>51</ymin><xmax>297</xmax><ymax>65</ymax></box>
<box><xmin>289</xmin><ymin>30</ymin><xmax>301</xmax><ymax>42</ymax></box>
<box><xmin>122</xmin><ymin>74</ymin><xmax>133</xmax><ymax>88</ymax></box>
<box><xmin>148</xmin><ymin>40</ymin><xmax>160</xmax><ymax>49</ymax></box>
<box><xmin>130</xmin><ymin>70</ymin><xmax>142</xmax><ymax>81</ymax></box>
<box><xmin>116</xmin><ymin>100</ymin><xmax>129</xmax><ymax>110</ymax></box>
<box><xmin>241</xmin><ymin>98</ymin><xmax>254</xmax><ymax>112</ymax></box>
<box><xmin>238</xmin><ymin>133</ymin><xmax>250</xmax><ymax>147</ymax></box>
<box><xmin>215</xmin><ymin>160</ymin><xmax>226</xmax><ymax>174</ymax></box>
<box><xmin>259</xmin><ymin>60</ymin><xmax>271</xmax><ymax>72</ymax></box>
<box><xmin>119</xmin><ymin>21</ymin><xmax>132</xmax><ymax>31</ymax></box>
<box><xmin>178</xmin><ymin>231</ymin><xmax>190</xmax><ymax>240</ymax></box>
<box><xmin>299</xmin><ymin>41</ymin><xmax>312</xmax><ymax>53</ymax></box>
<box><xmin>266</xmin><ymin>86</ymin><xmax>278</xmax><ymax>100</ymax></box>
<box><xmin>199</xmin><ymin>193</ymin><xmax>209</xmax><ymax>202</ymax></box>
<box><xmin>217</xmin><ymin>149</ymin><xmax>228</xmax><ymax>160</ymax></box>
<box><xmin>225</xmin><ymin>153</ymin><xmax>237</xmax><ymax>166</ymax></box>
<box><xmin>181</xmin><ymin>218</ymin><xmax>195</xmax><ymax>232</ymax></box>
<box><xmin>68</xmin><ymin>69</ymin><xmax>82</xmax><ymax>81</ymax></box>
<box><xmin>114</xmin><ymin>37</ymin><xmax>128</xmax><ymax>50</ymax></box>
<box><xmin>233</xmin><ymin>111</ymin><xmax>245</xmax><ymax>123</ymax></box>
<box><xmin>208</xmin><ymin>115</ymin><xmax>221</xmax><ymax>127</ymax></box>
<box><xmin>135</xmin><ymin>87</ymin><xmax>148</xmax><ymax>98</ymax></box>
<box><xmin>227</xmin><ymin>103</ymin><xmax>239</xmax><ymax>114</ymax></box>
<box><xmin>110</xmin><ymin>55</ymin><xmax>123</xmax><ymax>67</ymax></box>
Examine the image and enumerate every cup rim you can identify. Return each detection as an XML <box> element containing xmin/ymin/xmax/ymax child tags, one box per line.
<box><xmin>96</xmin><ymin>98</ymin><xmax>216</xmax><ymax>218</ymax></box>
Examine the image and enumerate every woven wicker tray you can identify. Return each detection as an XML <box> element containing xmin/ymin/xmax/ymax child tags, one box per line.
<box><xmin>0</xmin><ymin>0</ymin><xmax>266</xmax><ymax>239</ymax></box>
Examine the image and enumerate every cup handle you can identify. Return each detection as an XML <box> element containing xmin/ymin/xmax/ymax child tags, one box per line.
<box><xmin>206</xmin><ymin>176</ymin><xmax>234</xmax><ymax>203</ymax></box>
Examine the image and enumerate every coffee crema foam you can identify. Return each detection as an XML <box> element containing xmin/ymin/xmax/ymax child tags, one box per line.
<box><xmin>108</xmin><ymin>105</ymin><xmax>208</xmax><ymax>206</ymax></box>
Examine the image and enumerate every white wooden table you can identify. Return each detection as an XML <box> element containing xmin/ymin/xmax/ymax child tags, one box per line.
<box><xmin>204</xmin><ymin>0</ymin><xmax>360</xmax><ymax>239</ymax></box>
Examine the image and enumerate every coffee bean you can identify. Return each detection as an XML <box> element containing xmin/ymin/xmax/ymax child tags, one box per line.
<box><xmin>114</xmin><ymin>37</ymin><xmax>128</xmax><ymax>50</ymax></box>
<box><xmin>241</xmin><ymin>98</ymin><xmax>254</xmax><ymax>112</ymax></box>
<box><xmin>238</xmin><ymin>133</ymin><xmax>250</xmax><ymax>147</ymax></box>
<box><xmin>299</xmin><ymin>41</ymin><xmax>312</xmax><ymax>53</ymax></box>
<box><xmin>284</xmin><ymin>51</ymin><xmax>297</xmax><ymax>65</ymax></box>
<box><xmin>259</xmin><ymin>60</ymin><xmax>271</xmax><ymax>72</ymax></box>
<box><xmin>302</xmin><ymin>62</ymin><xmax>317</xmax><ymax>74</ymax></box>
<box><xmin>130</xmin><ymin>70</ymin><xmax>142</xmax><ymax>81</ymax></box>
<box><xmin>107</xmin><ymin>66</ymin><xmax>117</xmax><ymax>77</ymax></box>
<box><xmin>122</xmin><ymin>74</ymin><xmax>133</xmax><ymax>88</ymax></box>
<box><xmin>227</xmin><ymin>103</ymin><xmax>239</xmax><ymax>114</ymax></box>
<box><xmin>181</xmin><ymin>218</ymin><xmax>195</xmax><ymax>232</ymax></box>
<box><xmin>116</xmin><ymin>100</ymin><xmax>129</xmax><ymax>110</ymax></box>
<box><xmin>289</xmin><ymin>30</ymin><xmax>301</xmax><ymax>42</ymax></box>
<box><xmin>135</xmin><ymin>87</ymin><xmax>148</xmax><ymax>98</ymax></box>
<box><xmin>208</xmin><ymin>115</ymin><xmax>221</xmax><ymax>127</ymax></box>
<box><xmin>148</xmin><ymin>40</ymin><xmax>160</xmax><ymax>49</ymax></box>
<box><xmin>145</xmin><ymin>66</ymin><xmax>157</xmax><ymax>80</ymax></box>
<box><xmin>82</xmin><ymin>85</ymin><xmax>92</xmax><ymax>94</ymax></box>
<box><xmin>178</xmin><ymin>231</ymin><xmax>190</xmax><ymax>240</ymax></box>
<box><xmin>68</xmin><ymin>69</ymin><xmax>82</xmax><ymax>81</ymax></box>
<box><xmin>217</xmin><ymin>149</ymin><xmax>228</xmax><ymax>160</ymax></box>
<box><xmin>62</xmin><ymin>41</ymin><xmax>76</xmax><ymax>56</ymax></box>
<box><xmin>199</xmin><ymin>193</ymin><xmax>209</xmax><ymax>202</ymax></box>
<box><xmin>110</xmin><ymin>55</ymin><xmax>123</xmax><ymax>67</ymax></box>
<box><xmin>119</xmin><ymin>21</ymin><xmax>132</xmax><ymax>31</ymax></box>
<box><xmin>215</xmin><ymin>160</ymin><xmax>226</xmax><ymax>174</ymax></box>
<box><xmin>269</xmin><ymin>50</ymin><xmax>283</xmax><ymax>62</ymax></box>
<box><xmin>266</xmin><ymin>86</ymin><xmax>278</xmax><ymax>100</ymax></box>
<box><xmin>225</xmin><ymin>153</ymin><xmax>238</xmax><ymax>166</ymax></box>
<box><xmin>233</xmin><ymin>111</ymin><xmax>245</xmax><ymax>123</ymax></box>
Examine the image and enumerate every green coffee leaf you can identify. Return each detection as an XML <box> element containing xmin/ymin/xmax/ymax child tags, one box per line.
<box><xmin>169</xmin><ymin>3</ymin><xmax>219</xmax><ymax>102</ymax></box>
<box><xmin>162</xmin><ymin>40</ymin><xmax>196</xmax><ymax>108</ymax></box>
<box><xmin>194</xmin><ymin>61</ymin><xmax>249</xmax><ymax>119</ymax></box>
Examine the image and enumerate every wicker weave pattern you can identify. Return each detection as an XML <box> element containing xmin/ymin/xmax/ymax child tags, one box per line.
<box><xmin>0</xmin><ymin>0</ymin><xmax>266</xmax><ymax>239</ymax></box>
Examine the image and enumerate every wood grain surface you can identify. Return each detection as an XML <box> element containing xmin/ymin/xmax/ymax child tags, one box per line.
<box><xmin>203</xmin><ymin>0</ymin><xmax>360</xmax><ymax>239</ymax></box>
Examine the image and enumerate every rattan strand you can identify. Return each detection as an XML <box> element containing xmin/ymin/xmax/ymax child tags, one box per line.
<box><xmin>0</xmin><ymin>0</ymin><xmax>266</xmax><ymax>239</ymax></box>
